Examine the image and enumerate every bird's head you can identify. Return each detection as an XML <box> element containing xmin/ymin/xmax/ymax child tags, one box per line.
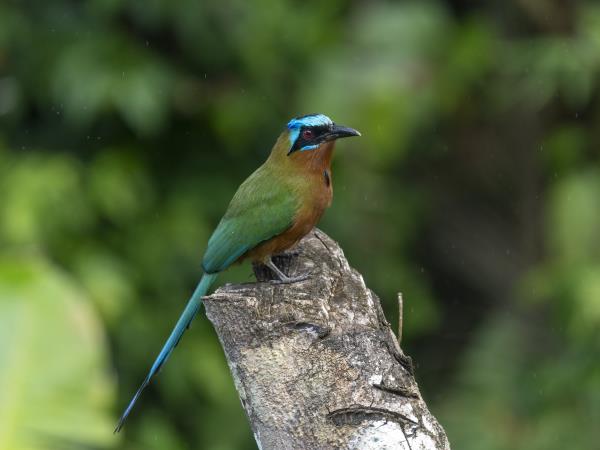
<box><xmin>285</xmin><ymin>114</ymin><xmax>360</xmax><ymax>155</ymax></box>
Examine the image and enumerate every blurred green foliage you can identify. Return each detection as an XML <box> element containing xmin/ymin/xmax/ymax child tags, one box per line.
<box><xmin>1</xmin><ymin>0</ymin><xmax>599</xmax><ymax>449</ymax></box>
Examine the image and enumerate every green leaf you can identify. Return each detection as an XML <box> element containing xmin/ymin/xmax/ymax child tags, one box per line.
<box><xmin>548</xmin><ymin>170</ymin><xmax>600</xmax><ymax>264</ymax></box>
<box><xmin>0</xmin><ymin>254</ymin><xmax>117</xmax><ymax>450</ymax></box>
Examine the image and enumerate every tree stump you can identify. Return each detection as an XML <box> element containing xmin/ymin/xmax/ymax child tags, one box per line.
<box><xmin>203</xmin><ymin>229</ymin><xmax>450</xmax><ymax>450</ymax></box>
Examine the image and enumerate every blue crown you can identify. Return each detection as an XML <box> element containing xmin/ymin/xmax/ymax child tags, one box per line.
<box><xmin>287</xmin><ymin>113</ymin><xmax>333</xmax><ymax>129</ymax></box>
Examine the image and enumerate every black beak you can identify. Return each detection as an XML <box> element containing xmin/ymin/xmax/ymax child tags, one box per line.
<box><xmin>323</xmin><ymin>124</ymin><xmax>361</xmax><ymax>142</ymax></box>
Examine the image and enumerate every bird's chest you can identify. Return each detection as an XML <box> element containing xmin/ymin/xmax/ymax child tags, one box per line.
<box><xmin>294</xmin><ymin>169</ymin><xmax>333</xmax><ymax>228</ymax></box>
<box><xmin>246</xmin><ymin>168</ymin><xmax>333</xmax><ymax>261</ymax></box>
<box><xmin>305</xmin><ymin>168</ymin><xmax>332</xmax><ymax>207</ymax></box>
<box><xmin>321</xmin><ymin>169</ymin><xmax>333</xmax><ymax>209</ymax></box>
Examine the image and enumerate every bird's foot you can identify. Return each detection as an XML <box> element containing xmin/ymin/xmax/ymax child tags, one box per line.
<box><xmin>265</xmin><ymin>258</ymin><xmax>309</xmax><ymax>284</ymax></box>
<box><xmin>271</xmin><ymin>272</ymin><xmax>310</xmax><ymax>284</ymax></box>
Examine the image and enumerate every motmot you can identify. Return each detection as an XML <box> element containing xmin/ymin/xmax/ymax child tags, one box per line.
<box><xmin>115</xmin><ymin>113</ymin><xmax>360</xmax><ymax>432</ymax></box>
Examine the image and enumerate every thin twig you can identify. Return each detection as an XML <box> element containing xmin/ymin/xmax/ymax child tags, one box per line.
<box><xmin>398</xmin><ymin>292</ymin><xmax>404</xmax><ymax>346</ymax></box>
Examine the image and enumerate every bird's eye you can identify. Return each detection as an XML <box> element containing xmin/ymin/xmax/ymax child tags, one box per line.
<box><xmin>302</xmin><ymin>129</ymin><xmax>314</xmax><ymax>140</ymax></box>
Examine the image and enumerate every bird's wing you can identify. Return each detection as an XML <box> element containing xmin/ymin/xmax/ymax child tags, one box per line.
<box><xmin>202</xmin><ymin>167</ymin><xmax>298</xmax><ymax>273</ymax></box>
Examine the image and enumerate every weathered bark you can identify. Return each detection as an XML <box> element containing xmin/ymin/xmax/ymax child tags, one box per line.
<box><xmin>204</xmin><ymin>229</ymin><xmax>450</xmax><ymax>450</ymax></box>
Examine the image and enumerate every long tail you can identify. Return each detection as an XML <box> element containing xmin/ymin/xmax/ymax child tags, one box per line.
<box><xmin>114</xmin><ymin>272</ymin><xmax>218</xmax><ymax>433</ymax></box>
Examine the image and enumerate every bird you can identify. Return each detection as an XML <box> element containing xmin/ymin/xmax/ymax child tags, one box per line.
<box><xmin>114</xmin><ymin>113</ymin><xmax>360</xmax><ymax>432</ymax></box>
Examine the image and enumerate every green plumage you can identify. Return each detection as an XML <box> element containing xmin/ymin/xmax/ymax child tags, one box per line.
<box><xmin>202</xmin><ymin>164</ymin><xmax>299</xmax><ymax>273</ymax></box>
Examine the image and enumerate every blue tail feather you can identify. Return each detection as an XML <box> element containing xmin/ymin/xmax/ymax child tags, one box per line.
<box><xmin>114</xmin><ymin>272</ymin><xmax>218</xmax><ymax>433</ymax></box>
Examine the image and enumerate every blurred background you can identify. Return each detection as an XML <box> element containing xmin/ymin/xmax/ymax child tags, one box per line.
<box><xmin>1</xmin><ymin>0</ymin><xmax>599</xmax><ymax>449</ymax></box>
